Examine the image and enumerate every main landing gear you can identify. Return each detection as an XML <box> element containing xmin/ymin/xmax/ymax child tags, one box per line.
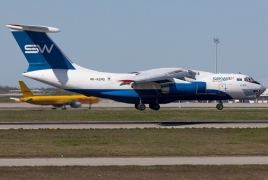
<box><xmin>149</xmin><ymin>103</ymin><xmax>160</xmax><ymax>111</ymax></box>
<box><xmin>135</xmin><ymin>103</ymin><xmax>146</xmax><ymax>111</ymax></box>
<box><xmin>61</xmin><ymin>104</ymin><xmax>67</xmax><ymax>110</ymax></box>
<box><xmin>135</xmin><ymin>100</ymin><xmax>160</xmax><ymax>111</ymax></box>
<box><xmin>216</xmin><ymin>101</ymin><xmax>224</xmax><ymax>110</ymax></box>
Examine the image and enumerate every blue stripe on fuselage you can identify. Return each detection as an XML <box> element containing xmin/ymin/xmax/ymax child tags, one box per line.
<box><xmin>66</xmin><ymin>89</ymin><xmax>233</xmax><ymax>104</ymax></box>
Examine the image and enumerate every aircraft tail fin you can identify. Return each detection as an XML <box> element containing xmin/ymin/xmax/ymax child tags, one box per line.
<box><xmin>6</xmin><ymin>24</ymin><xmax>75</xmax><ymax>72</ymax></box>
<box><xmin>19</xmin><ymin>81</ymin><xmax>34</xmax><ymax>97</ymax></box>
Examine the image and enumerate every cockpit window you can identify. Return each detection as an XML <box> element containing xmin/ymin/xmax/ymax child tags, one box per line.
<box><xmin>244</xmin><ymin>77</ymin><xmax>254</xmax><ymax>82</ymax></box>
<box><xmin>243</xmin><ymin>76</ymin><xmax>260</xmax><ymax>84</ymax></box>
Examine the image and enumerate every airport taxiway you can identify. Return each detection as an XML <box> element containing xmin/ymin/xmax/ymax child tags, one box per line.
<box><xmin>0</xmin><ymin>156</ymin><xmax>268</xmax><ymax>166</ymax></box>
<box><xmin>0</xmin><ymin>121</ymin><xmax>268</xmax><ymax>129</ymax></box>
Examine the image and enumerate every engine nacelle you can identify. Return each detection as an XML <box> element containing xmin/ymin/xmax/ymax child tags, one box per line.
<box><xmin>161</xmin><ymin>81</ymin><xmax>206</xmax><ymax>95</ymax></box>
<box><xmin>70</xmin><ymin>101</ymin><xmax>82</xmax><ymax>108</ymax></box>
<box><xmin>193</xmin><ymin>81</ymin><xmax>206</xmax><ymax>93</ymax></box>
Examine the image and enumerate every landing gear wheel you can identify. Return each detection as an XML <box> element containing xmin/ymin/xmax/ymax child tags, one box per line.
<box><xmin>216</xmin><ymin>103</ymin><xmax>224</xmax><ymax>110</ymax></box>
<box><xmin>135</xmin><ymin>103</ymin><xmax>146</xmax><ymax>111</ymax></box>
<box><xmin>149</xmin><ymin>103</ymin><xmax>160</xmax><ymax>111</ymax></box>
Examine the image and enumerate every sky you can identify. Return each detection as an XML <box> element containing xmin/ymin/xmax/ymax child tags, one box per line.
<box><xmin>1</xmin><ymin>1</ymin><xmax>268</xmax><ymax>88</ymax></box>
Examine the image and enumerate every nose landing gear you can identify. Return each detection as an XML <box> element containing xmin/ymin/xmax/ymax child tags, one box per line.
<box><xmin>216</xmin><ymin>101</ymin><xmax>224</xmax><ymax>110</ymax></box>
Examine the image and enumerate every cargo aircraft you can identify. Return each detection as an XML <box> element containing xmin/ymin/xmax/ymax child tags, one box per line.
<box><xmin>10</xmin><ymin>81</ymin><xmax>99</xmax><ymax>109</ymax></box>
<box><xmin>6</xmin><ymin>24</ymin><xmax>266</xmax><ymax>111</ymax></box>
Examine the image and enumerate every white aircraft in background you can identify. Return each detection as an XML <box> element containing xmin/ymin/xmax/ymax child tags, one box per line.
<box><xmin>6</xmin><ymin>24</ymin><xmax>266</xmax><ymax>111</ymax></box>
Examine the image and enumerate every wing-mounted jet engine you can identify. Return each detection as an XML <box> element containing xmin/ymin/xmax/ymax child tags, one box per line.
<box><xmin>161</xmin><ymin>81</ymin><xmax>206</xmax><ymax>95</ymax></box>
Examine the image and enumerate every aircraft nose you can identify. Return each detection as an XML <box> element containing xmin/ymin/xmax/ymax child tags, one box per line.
<box><xmin>260</xmin><ymin>84</ymin><xmax>266</xmax><ymax>94</ymax></box>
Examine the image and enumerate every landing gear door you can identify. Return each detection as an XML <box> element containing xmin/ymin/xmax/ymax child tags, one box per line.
<box><xmin>219</xmin><ymin>83</ymin><xmax>226</xmax><ymax>96</ymax></box>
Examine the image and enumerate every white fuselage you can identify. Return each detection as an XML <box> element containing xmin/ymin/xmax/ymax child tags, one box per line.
<box><xmin>23</xmin><ymin>66</ymin><xmax>265</xmax><ymax>104</ymax></box>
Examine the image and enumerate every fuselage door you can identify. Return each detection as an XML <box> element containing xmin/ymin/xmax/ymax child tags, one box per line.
<box><xmin>219</xmin><ymin>83</ymin><xmax>226</xmax><ymax>96</ymax></box>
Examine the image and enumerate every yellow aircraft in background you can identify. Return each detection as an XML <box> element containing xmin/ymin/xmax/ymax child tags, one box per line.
<box><xmin>10</xmin><ymin>81</ymin><xmax>99</xmax><ymax>109</ymax></box>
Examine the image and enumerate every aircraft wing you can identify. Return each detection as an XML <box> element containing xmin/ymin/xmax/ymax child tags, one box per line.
<box><xmin>120</xmin><ymin>68</ymin><xmax>192</xmax><ymax>83</ymax></box>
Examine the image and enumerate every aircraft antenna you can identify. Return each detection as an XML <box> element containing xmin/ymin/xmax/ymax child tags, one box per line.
<box><xmin>214</xmin><ymin>38</ymin><xmax>219</xmax><ymax>73</ymax></box>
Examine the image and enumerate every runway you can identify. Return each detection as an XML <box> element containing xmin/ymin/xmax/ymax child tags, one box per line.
<box><xmin>0</xmin><ymin>156</ymin><xmax>268</xmax><ymax>166</ymax></box>
<box><xmin>0</xmin><ymin>102</ymin><xmax>268</xmax><ymax>108</ymax></box>
<box><xmin>0</xmin><ymin>121</ymin><xmax>268</xmax><ymax>129</ymax></box>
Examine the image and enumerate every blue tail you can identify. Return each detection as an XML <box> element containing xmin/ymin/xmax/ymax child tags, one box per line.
<box><xmin>7</xmin><ymin>24</ymin><xmax>75</xmax><ymax>72</ymax></box>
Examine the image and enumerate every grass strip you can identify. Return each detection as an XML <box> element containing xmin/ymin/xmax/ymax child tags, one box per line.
<box><xmin>0</xmin><ymin>109</ymin><xmax>268</xmax><ymax>122</ymax></box>
<box><xmin>0</xmin><ymin>128</ymin><xmax>268</xmax><ymax>157</ymax></box>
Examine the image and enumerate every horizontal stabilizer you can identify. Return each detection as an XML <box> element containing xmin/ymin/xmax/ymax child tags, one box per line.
<box><xmin>6</xmin><ymin>24</ymin><xmax>60</xmax><ymax>33</ymax></box>
<box><xmin>10</xmin><ymin>97</ymin><xmax>21</xmax><ymax>102</ymax></box>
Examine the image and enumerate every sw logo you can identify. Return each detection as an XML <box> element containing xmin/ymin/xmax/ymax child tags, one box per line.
<box><xmin>24</xmin><ymin>44</ymin><xmax>54</xmax><ymax>54</ymax></box>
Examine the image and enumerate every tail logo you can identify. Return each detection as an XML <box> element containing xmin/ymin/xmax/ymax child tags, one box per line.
<box><xmin>24</xmin><ymin>44</ymin><xmax>54</xmax><ymax>54</ymax></box>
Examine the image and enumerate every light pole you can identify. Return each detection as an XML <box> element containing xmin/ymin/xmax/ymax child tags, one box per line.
<box><xmin>214</xmin><ymin>38</ymin><xmax>219</xmax><ymax>73</ymax></box>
